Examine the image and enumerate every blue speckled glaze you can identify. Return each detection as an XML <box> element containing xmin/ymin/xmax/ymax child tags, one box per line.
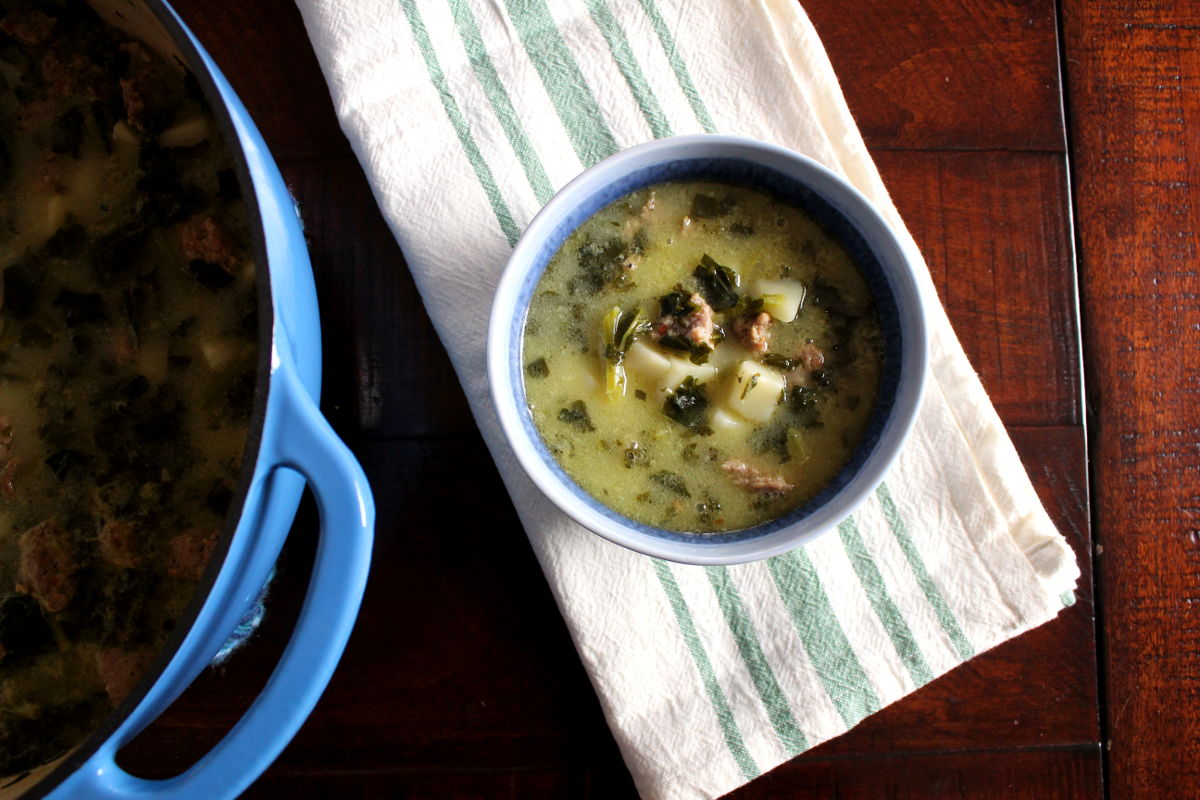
<box><xmin>35</xmin><ymin>2</ymin><xmax>375</xmax><ymax>799</ymax></box>
<box><xmin>508</xmin><ymin>158</ymin><xmax>903</xmax><ymax>545</ymax></box>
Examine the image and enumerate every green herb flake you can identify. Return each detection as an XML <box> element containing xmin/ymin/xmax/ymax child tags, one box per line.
<box><xmin>557</xmin><ymin>400</ymin><xmax>595</xmax><ymax>432</ymax></box>
<box><xmin>650</xmin><ymin>470</ymin><xmax>691</xmax><ymax>497</ymax></box>
<box><xmin>740</xmin><ymin>372</ymin><xmax>760</xmax><ymax>401</ymax></box>
<box><xmin>624</xmin><ymin>442</ymin><xmax>649</xmax><ymax>468</ymax></box>
<box><xmin>750</xmin><ymin>422</ymin><xmax>792</xmax><ymax>464</ymax></box>
<box><xmin>690</xmin><ymin>193</ymin><xmax>736</xmax><ymax>219</ymax></box>
<box><xmin>788</xmin><ymin>385</ymin><xmax>822</xmax><ymax>428</ymax></box>
<box><xmin>524</xmin><ymin>357</ymin><xmax>550</xmax><ymax>379</ymax></box>
<box><xmin>761</xmin><ymin>353</ymin><xmax>795</xmax><ymax>371</ymax></box>
<box><xmin>572</xmin><ymin>234</ymin><xmax>628</xmax><ymax>295</ymax></box>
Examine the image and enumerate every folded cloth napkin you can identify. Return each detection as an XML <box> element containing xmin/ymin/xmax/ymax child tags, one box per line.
<box><xmin>293</xmin><ymin>1</ymin><xmax>1081</xmax><ymax>797</ymax></box>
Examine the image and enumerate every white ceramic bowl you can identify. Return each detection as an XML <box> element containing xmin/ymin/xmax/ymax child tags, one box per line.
<box><xmin>488</xmin><ymin>135</ymin><xmax>927</xmax><ymax>565</ymax></box>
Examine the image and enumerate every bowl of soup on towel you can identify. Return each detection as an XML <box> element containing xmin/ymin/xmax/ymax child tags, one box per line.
<box><xmin>489</xmin><ymin>135</ymin><xmax>927</xmax><ymax>565</ymax></box>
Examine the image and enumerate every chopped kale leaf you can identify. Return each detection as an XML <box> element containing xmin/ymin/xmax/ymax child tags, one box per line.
<box><xmin>657</xmin><ymin>332</ymin><xmax>714</xmax><ymax>365</ymax></box>
<box><xmin>41</xmin><ymin>223</ymin><xmax>88</xmax><ymax>260</ymax></box>
<box><xmin>0</xmin><ymin>135</ymin><xmax>9</xmax><ymax>187</ymax></box>
<box><xmin>50</xmin><ymin>107</ymin><xmax>86</xmax><ymax>158</ymax></box>
<box><xmin>205</xmin><ymin>480</ymin><xmax>234</xmax><ymax>516</ymax></box>
<box><xmin>788</xmin><ymin>385</ymin><xmax>822</xmax><ymax>428</ymax></box>
<box><xmin>54</xmin><ymin>289</ymin><xmax>108</xmax><ymax>325</ymax></box>
<box><xmin>662</xmin><ymin>375</ymin><xmax>711</xmax><ymax>432</ymax></box>
<box><xmin>696</xmin><ymin>495</ymin><xmax>722</xmax><ymax>522</ymax></box>
<box><xmin>656</xmin><ymin>334</ymin><xmax>691</xmax><ymax>353</ymax></box>
<box><xmin>45</xmin><ymin>448</ymin><xmax>92</xmax><ymax>480</ymax></box>
<box><xmin>658</xmin><ymin>289</ymin><xmax>694</xmax><ymax>318</ymax></box>
<box><xmin>557</xmin><ymin>399</ymin><xmax>595</xmax><ymax>432</ymax></box>
<box><xmin>216</xmin><ymin>168</ymin><xmax>242</xmax><ymax>199</ymax></box>
<box><xmin>524</xmin><ymin>357</ymin><xmax>550</xmax><ymax>379</ymax></box>
<box><xmin>690</xmin><ymin>193</ymin><xmax>736</xmax><ymax>219</ymax></box>
<box><xmin>572</xmin><ymin>234</ymin><xmax>628</xmax><ymax>294</ymax></box>
<box><xmin>650</xmin><ymin>470</ymin><xmax>691</xmax><ymax>497</ymax></box>
<box><xmin>750</xmin><ymin>422</ymin><xmax>792</xmax><ymax>464</ymax></box>
<box><xmin>761</xmin><ymin>353</ymin><xmax>796</xmax><ymax>371</ymax></box>
<box><xmin>92</xmin><ymin>221</ymin><xmax>148</xmax><ymax>277</ymax></box>
<box><xmin>186</xmin><ymin>259</ymin><xmax>235</xmax><ymax>290</ymax></box>
<box><xmin>630</xmin><ymin>227</ymin><xmax>649</xmax><ymax>256</ymax></box>
<box><xmin>19</xmin><ymin>323</ymin><xmax>53</xmax><ymax>348</ymax></box>
<box><xmin>0</xmin><ymin>594</ymin><xmax>54</xmax><ymax>663</ymax></box>
<box><xmin>623</xmin><ymin>442</ymin><xmax>649</xmax><ymax>468</ymax></box>
<box><xmin>693</xmin><ymin>254</ymin><xmax>739</xmax><ymax>310</ymax></box>
<box><xmin>4</xmin><ymin>264</ymin><xmax>41</xmax><ymax>319</ymax></box>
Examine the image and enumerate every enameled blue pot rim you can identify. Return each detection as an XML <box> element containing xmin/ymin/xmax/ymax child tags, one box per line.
<box><xmin>488</xmin><ymin>135</ymin><xmax>928</xmax><ymax>565</ymax></box>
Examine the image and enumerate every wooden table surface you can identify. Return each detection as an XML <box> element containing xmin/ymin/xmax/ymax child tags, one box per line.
<box><xmin>111</xmin><ymin>1</ymin><xmax>1198</xmax><ymax>797</ymax></box>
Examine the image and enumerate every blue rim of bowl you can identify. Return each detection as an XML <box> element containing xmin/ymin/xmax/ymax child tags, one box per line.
<box><xmin>491</xmin><ymin>135</ymin><xmax>927</xmax><ymax>563</ymax></box>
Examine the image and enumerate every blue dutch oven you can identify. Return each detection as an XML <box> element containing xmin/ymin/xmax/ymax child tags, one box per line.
<box><xmin>6</xmin><ymin>1</ymin><xmax>375</xmax><ymax>797</ymax></box>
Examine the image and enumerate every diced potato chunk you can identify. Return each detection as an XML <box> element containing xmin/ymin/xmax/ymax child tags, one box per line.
<box><xmin>201</xmin><ymin>338</ymin><xmax>240</xmax><ymax>371</ymax></box>
<box><xmin>752</xmin><ymin>278</ymin><xmax>806</xmax><ymax>323</ymax></box>
<box><xmin>625</xmin><ymin>339</ymin><xmax>671</xmax><ymax>381</ymax></box>
<box><xmin>657</xmin><ymin>357</ymin><xmax>717</xmax><ymax>395</ymax></box>
<box><xmin>159</xmin><ymin>116</ymin><xmax>209</xmax><ymax>149</ymax></box>
<box><xmin>711</xmin><ymin>407</ymin><xmax>744</xmax><ymax>432</ymax></box>
<box><xmin>112</xmin><ymin>120</ymin><xmax>140</xmax><ymax>146</ymax></box>
<box><xmin>725</xmin><ymin>360</ymin><xmax>786</xmax><ymax>422</ymax></box>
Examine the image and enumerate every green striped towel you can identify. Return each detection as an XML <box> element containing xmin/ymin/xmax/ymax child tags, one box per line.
<box><xmin>294</xmin><ymin>1</ymin><xmax>1081</xmax><ymax>796</ymax></box>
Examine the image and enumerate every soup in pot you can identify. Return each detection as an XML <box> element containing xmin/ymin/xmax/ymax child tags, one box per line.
<box><xmin>0</xmin><ymin>0</ymin><xmax>258</xmax><ymax>775</ymax></box>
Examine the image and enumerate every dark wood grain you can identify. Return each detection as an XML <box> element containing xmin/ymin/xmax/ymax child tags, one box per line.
<box><xmin>878</xmin><ymin>150</ymin><xmax>1080</xmax><ymax>426</ymax></box>
<box><xmin>731</xmin><ymin>746</ymin><xmax>1102</xmax><ymax>800</ymax></box>
<box><xmin>107</xmin><ymin>0</ymin><xmax>1104</xmax><ymax>797</ymax></box>
<box><xmin>1062</xmin><ymin>1</ymin><xmax>1200</xmax><ymax>797</ymax></box>
<box><xmin>278</xmin><ymin>157</ymin><xmax>477</xmax><ymax>439</ymax></box>
<box><xmin>804</xmin><ymin>0</ymin><xmax>1066</xmax><ymax>152</ymax></box>
<box><xmin>167</xmin><ymin>0</ymin><xmax>350</xmax><ymax>160</ymax></box>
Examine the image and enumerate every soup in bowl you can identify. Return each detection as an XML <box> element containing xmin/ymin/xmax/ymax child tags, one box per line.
<box><xmin>489</xmin><ymin>135</ymin><xmax>927</xmax><ymax>565</ymax></box>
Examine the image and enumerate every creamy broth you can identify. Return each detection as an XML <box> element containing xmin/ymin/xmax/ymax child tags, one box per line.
<box><xmin>0</xmin><ymin>1</ymin><xmax>257</xmax><ymax>774</ymax></box>
<box><xmin>523</xmin><ymin>181</ymin><xmax>882</xmax><ymax>532</ymax></box>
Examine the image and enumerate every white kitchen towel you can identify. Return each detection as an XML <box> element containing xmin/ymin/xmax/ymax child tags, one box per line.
<box><xmin>292</xmin><ymin>1</ymin><xmax>1081</xmax><ymax>797</ymax></box>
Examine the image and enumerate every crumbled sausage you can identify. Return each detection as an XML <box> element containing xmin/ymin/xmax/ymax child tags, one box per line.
<box><xmin>36</xmin><ymin>153</ymin><xmax>67</xmax><ymax>194</ymax></box>
<box><xmin>721</xmin><ymin>460</ymin><xmax>794</xmax><ymax>494</ymax></box>
<box><xmin>41</xmin><ymin>48</ymin><xmax>96</xmax><ymax>100</ymax></box>
<box><xmin>16</xmin><ymin>520</ymin><xmax>78</xmax><ymax>613</ymax></box>
<box><xmin>167</xmin><ymin>527</ymin><xmax>218</xmax><ymax>580</ymax></box>
<box><xmin>13</xmin><ymin>98</ymin><xmax>55</xmax><ymax>131</ymax></box>
<box><xmin>0</xmin><ymin>416</ymin><xmax>13</xmax><ymax>460</ymax></box>
<box><xmin>785</xmin><ymin>342</ymin><xmax>827</xmax><ymax>388</ymax></box>
<box><xmin>734</xmin><ymin>311</ymin><xmax>771</xmax><ymax>354</ymax></box>
<box><xmin>653</xmin><ymin>293</ymin><xmax>715</xmax><ymax>349</ymax></box>
<box><xmin>797</xmin><ymin>342</ymin><xmax>825</xmax><ymax>370</ymax></box>
<box><xmin>95</xmin><ymin>647</ymin><xmax>154</xmax><ymax>706</ymax></box>
<box><xmin>179</xmin><ymin>216</ymin><xmax>240</xmax><ymax>275</ymax></box>
<box><xmin>0</xmin><ymin>457</ymin><xmax>20</xmax><ymax>499</ymax></box>
<box><xmin>119</xmin><ymin>41</ymin><xmax>174</xmax><ymax>132</ymax></box>
<box><xmin>98</xmin><ymin>520</ymin><xmax>142</xmax><ymax>569</ymax></box>
<box><xmin>0</xmin><ymin>9</ymin><xmax>56</xmax><ymax>47</ymax></box>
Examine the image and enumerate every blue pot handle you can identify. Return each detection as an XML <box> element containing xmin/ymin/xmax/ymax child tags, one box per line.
<box><xmin>55</xmin><ymin>362</ymin><xmax>374</xmax><ymax>799</ymax></box>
